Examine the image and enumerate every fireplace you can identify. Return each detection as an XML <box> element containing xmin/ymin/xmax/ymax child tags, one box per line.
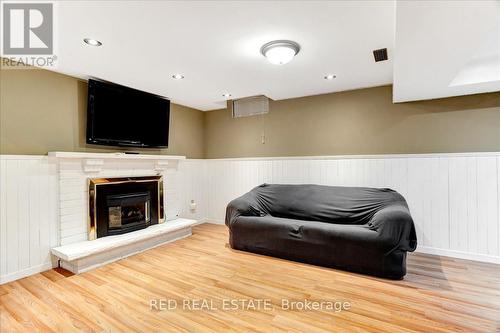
<box><xmin>88</xmin><ymin>176</ymin><xmax>164</xmax><ymax>240</ymax></box>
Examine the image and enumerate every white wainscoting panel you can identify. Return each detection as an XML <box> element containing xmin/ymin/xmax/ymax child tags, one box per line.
<box><xmin>204</xmin><ymin>154</ymin><xmax>500</xmax><ymax>264</ymax></box>
<box><xmin>2</xmin><ymin>153</ymin><xmax>499</xmax><ymax>284</ymax></box>
<box><xmin>0</xmin><ymin>156</ymin><xmax>58</xmax><ymax>284</ymax></box>
<box><xmin>177</xmin><ymin>159</ymin><xmax>207</xmax><ymax>221</ymax></box>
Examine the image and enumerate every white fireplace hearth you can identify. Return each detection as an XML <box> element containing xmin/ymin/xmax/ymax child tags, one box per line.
<box><xmin>48</xmin><ymin>152</ymin><xmax>198</xmax><ymax>274</ymax></box>
<box><xmin>52</xmin><ymin>218</ymin><xmax>199</xmax><ymax>273</ymax></box>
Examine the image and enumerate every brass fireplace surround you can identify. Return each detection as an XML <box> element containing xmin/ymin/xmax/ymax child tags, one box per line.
<box><xmin>88</xmin><ymin>176</ymin><xmax>164</xmax><ymax>240</ymax></box>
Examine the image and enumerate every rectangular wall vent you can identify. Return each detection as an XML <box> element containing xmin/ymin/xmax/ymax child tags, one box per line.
<box><xmin>373</xmin><ymin>48</ymin><xmax>388</xmax><ymax>62</ymax></box>
<box><xmin>231</xmin><ymin>95</ymin><xmax>269</xmax><ymax>118</ymax></box>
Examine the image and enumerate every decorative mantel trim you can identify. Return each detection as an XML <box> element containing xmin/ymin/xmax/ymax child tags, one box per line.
<box><xmin>48</xmin><ymin>152</ymin><xmax>186</xmax><ymax>173</ymax></box>
<box><xmin>48</xmin><ymin>151</ymin><xmax>186</xmax><ymax>160</ymax></box>
<box><xmin>83</xmin><ymin>159</ymin><xmax>104</xmax><ymax>173</ymax></box>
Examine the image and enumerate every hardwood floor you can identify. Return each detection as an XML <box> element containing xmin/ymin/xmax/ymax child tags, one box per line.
<box><xmin>1</xmin><ymin>223</ymin><xmax>499</xmax><ymax>332</ymax></box>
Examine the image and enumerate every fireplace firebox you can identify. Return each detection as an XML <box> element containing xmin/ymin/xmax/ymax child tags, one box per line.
<box><xmin>88</xmin><ymin>176</ymin><xmax>164</xmax><ymax>240</ymax></box>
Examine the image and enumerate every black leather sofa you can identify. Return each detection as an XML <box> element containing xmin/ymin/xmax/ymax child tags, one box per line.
<box><xmin>225</xmin><ymin>184</ymin><xmax>417</xmax><ymax>279</ymax></box>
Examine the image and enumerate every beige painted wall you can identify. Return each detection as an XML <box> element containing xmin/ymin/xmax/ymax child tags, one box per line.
<box><xmin>2</xmin><ymin>67</ymin><xmax>500</xmax><ymax>159</ymax></box>
<box><xmin>0</xmin><ymin>67</ymin><xmax>205</xmax><ymax>158</ymax></box>
<box><xmin>204</xmin><ymin>86</ymin><xmax>500</xmax><ymax>158</ymax></box>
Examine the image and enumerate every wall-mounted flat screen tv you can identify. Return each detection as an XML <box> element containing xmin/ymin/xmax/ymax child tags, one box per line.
<box><xmin>86</xmin><ymin>79</ymin><xmax>170</xmax><ymax>148</ymax></box>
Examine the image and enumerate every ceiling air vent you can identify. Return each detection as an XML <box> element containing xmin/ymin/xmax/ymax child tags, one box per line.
<box><xmin>231</xmin><ymin>95</ymin><xmax>269</xmax><ymax>118</ymax></box>
<box><xmin>373</xmin><ymin>48</ymin><xmax>388</xmax><ymax>62</ymax></box>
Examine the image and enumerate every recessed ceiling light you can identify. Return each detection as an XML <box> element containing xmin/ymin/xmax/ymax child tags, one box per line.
<box><xmin>83</xmin><ymin>38</ymin><xmax>102</xmax><ymax>46</ymax></box>
<box><xmin>172</xmin><ymin>74</ymin><xmax>184</xmax><ymax>80</ymax></box>
<box><xmin>324</xmin><ymin>74</ymin><xmax>336</xmax><ymax>80</ymax></box>
<box><xmin>260</xmin><ymin>40</ymin><xmax>300</xmax><ymax>65</ymax></box>
<box><xmin>222</xmin><ymin>93</ymin><xmax>231</xmax><ymax>98</ymax></box>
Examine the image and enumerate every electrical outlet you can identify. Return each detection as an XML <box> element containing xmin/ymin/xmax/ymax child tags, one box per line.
<box><xmin>189</xmin><ymin>200</ymin><xmax>197</xmax><ymax>212</ymax></box>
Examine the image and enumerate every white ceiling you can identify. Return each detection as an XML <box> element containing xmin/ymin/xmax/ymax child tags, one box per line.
<box><xmin>54</xmin><ymin>1</ymin><xmax>395</xmax><ymax>110</ymax></box>
<box><xmin>30</xmin><ymin>1</ymin><xmax>500</xmax><ymax>110</ymax></box>
<box><xmin>393</xmin><ymin>0</ymin><xmax>500</xmax><ymax>103</ymax></box>
<box><xmin>450</xmin><ymin>24</ymin><xmax>500</xmax><ymax>87</ymax></box>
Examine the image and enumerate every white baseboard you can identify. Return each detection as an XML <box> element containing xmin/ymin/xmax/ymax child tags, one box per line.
<box><xmin>203</xmin><ymin>218</ymin><xmax>225</xmax><ymax>225</ymax></box>
<box><xmin>0</xmin><ymin>262</ymin><xmax>55</xmax><ymax>285</ymax></box>
<box><xmin>193</xmin><ymin>218</ymin><xmax>212</xmax><ymax>226</ymax></box>
<box><xmin>416</xmin><ymin>246</ymin><xmax>500</xmax><ymax>264</ymax></box>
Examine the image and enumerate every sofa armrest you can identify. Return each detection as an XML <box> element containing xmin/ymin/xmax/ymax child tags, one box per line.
<box><xmin>368</xmin><ymin>206</ymin><xmax>417</xmax><ymax>252</ymax></box>
<box><xmin>225</xmin><ymin>193</ymin><xmax>264</xmax><ymax>228</ymax></box>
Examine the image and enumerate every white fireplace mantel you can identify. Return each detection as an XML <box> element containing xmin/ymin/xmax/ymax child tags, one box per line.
<box><xmin>48</xmin><ymin>151</ymin><xmax>185</xmax><ymax>161</ymax></box>
<box><xmin>48</xmin><ymin>151</ymin><xmax>186</xmax><ymax>173</ymax></box>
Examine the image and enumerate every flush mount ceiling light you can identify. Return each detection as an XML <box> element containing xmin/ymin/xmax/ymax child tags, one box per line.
<box><xmin>83</xmin><ymin>38</ymin><xmax>102</xmax><ymax>46</ymax></box>
<box><xmin>222</xmin><ymin>93</ymin><xmax>231</xmax><ymax>98</ymax></box>
<box><xmin>260</xmin><ymin>40</ymin><xmax>300</xmax><ymax>65</ymax></box>
<box><xmin>172</xmin><ymin>74</ymin><xmax>184</xmax><ymax>80</ymax></box>
<box><xmin>324</xmin><ymin>74</ymin><xmax>336</xmax><ymax>80</ymax></box>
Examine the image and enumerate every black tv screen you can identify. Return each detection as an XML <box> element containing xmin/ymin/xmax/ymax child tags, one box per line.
<box><xmin>86</xmin><ymin>79</ymin><xmax>170</xmax><ymax>148</ymax></box>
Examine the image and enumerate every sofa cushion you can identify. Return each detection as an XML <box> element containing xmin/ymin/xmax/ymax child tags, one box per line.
<box><xmin>248</xmin><ymin>184</ymin><xmax>407</xmax><ymax>225</ymax></box>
